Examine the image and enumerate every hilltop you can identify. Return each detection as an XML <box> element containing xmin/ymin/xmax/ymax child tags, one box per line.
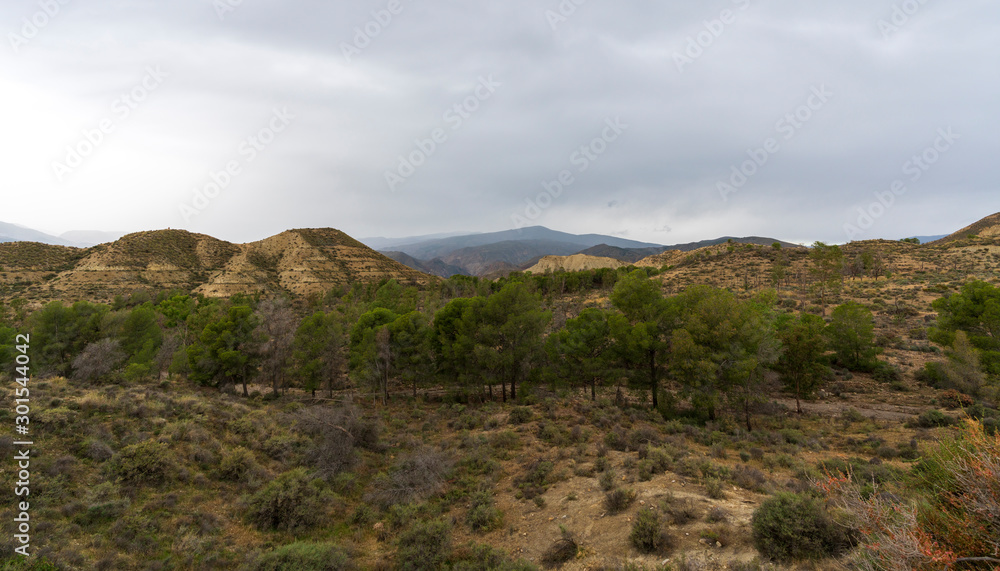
<box><xmin>0</xmin><ymin>228</ymin><xmax>430</xmax><ymax>305</ymax></box>
<box><xmin>929</xmin><ymin>211</ymin><xmax>1000</xmax><ymax>245</ymax></box>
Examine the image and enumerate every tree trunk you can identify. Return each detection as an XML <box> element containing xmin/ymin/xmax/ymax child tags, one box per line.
<box><xmin>795</xmin><ymin>377</ymin><xmax>802</xmax><ymax>414</ymax></box>
<box><xmin>649</xmin><ymin>350</ymin><xmax>658</xmax><ymax>409</ymax></box>
<box><xmin>591</xmin><ymin>378</ymin><xmax>596</xmax><ymax>401</ymax></box>
<box><xmin>510</xmin><ymin>366</ymin><xmax>517</xmax><ymax>402</ymax></box>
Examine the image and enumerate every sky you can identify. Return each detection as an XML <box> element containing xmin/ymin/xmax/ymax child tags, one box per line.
<box><xmin>1</xmin><ymin>0</ymin><xmax>998</xmax><ymax>246</ymax></box>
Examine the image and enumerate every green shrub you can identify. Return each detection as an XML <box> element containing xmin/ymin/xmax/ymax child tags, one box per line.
<box><xmin>508</xmin><ymin>407</ymin><xmax>533</xmax><ymax>425</ymax></box>
<box><xmin>872</xmin><ymin>362</ymin><xmax>901</xmax><ymax>383</ymax></box>
<box><xmin>249</xmin><ymin>542</ymin><xmax>355</xmax><ymax>571</ymax></box>
<box><xmin>605</xmin><ymin>488</ymin><xmax>636</xmax><ymax>514</ymax></box>
<box><xmin>751</xmin><ymin>492</ymin><xmax>846</xmax><ymax>561</ymax></box>
<box><xmin>704</xmin><ymin>478</ymin><xmax>726</xmax><ymax>500</ymax></box>
<box><xmin>598</xmin><ymin>470</ymin><xmax>617</xmax><ymax>491</ymax></box>
<box><xmin>466</xmin><ymin>491</ymin><xmax>503</xmax><ymax>532</ymax></box>
<box><xmin>630</xmin><ymin>509</ymin><xmax>673</xmax><ymax>554</ymax></box>
<box><xmin>451</xmin><ymin>543</ymin><xmax>538</xmax><ymax>571</ymax></box>
<box><xmin>245</xmin><ymin>468</ymin><xmax>329</xmax><ymax>532</ymax></box>
<box><xmin>910</xmin><ymin>409</ymin><xmax>954</xmax><ymax>428</ymax></box>
<box><xmin>397</xmin><ymin>519</ymin><xmax>452</xmax><ymax>571</ymax></box>
<box><xmin>218</xmin><ymin>446</ymin><xmax>259</xmax><ymax>482</ymax></box>
<box><xmin>105</xmin><ymin>440</ymin><xmax>172</xmax><ymax>485</ymax></box>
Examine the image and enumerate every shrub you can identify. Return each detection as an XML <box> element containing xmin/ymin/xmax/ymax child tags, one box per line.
<box><xmin>508</xmin><ymin>407</ymin><xmax>533</xmax><ymax>425</ymax></box>
<box><xmin>218</xmin><ymin>446</ymin><xmax>260</xmax><ymax>483</ymax></box>
<box><xmin>298</xmin><ymin>405</ymin><xmax>381</xmax><ymax>478</ymax></box>
<box><xmin>367</xmin><ymin>448</ymin><xmax>453</xmax><ymax>509</ymax></box>
<box><xmin>939</xmin><ymin>389</ymin><xmax>974</xmax><ymax>409</ymax></box>
<box><xmin>732</xmin><ymin>465</ymin><xmax>769</xmax><ymax>494</ymax></box>
<box><xmin>515</xmin><ymin>459</ymin><xmax>554</xmax><ymax>500</ymax></box>
<box><xmin>397</xmin><ymin>519</ymin><xmax>452</xmax><ymax>571</ymax></box>
<box><xmin>245</xmin><ymin>468</ymin><xmax>329</xmax><ymax>532</ymax></box>
<box><xmin>541</xmin><ymin>528</ymin><xmax>578</xmax><ymax>567</ymax></box>
<box><xmin>630</xmin><ymin>509</ymin><xmax>673</xmax><ymax>554</ymax></box>
<box><xmin>661</xmin><ymin>494</ymin><xmax>698</xmax><ymax>525</ymax></box>
<box><xmin>249</xmin><ymin>542</ymin><xmax>355</xmax><ymax>571</ymax></box>
<box><xmin>706</xmin><ymin>506</ymin><xmax>730</xmax><ymax>523</ymax></box>
<box><xmin>85</xmin><ymin>439</ymin><xmax>113</xmax><ymax>462</ymax></box>
<box><xmin>105</xmin><ymin>440</ymin><xmax>172</xmax><ymax>486</ymax></box>
<box><xmin>704</xmin><ymin>478</ymin><xmax>726</xmax><ymax>500</ymax></box>
<box><xmin>597</xmin><ymin>470</ymin><xmax>617</xmax><ymax>491</ymax></box>
<box><xmin>910</xmin><ymin>409</ymin><xmax>954</xmax><ymax>428</ymax></box>
<box><xmin>605</xmin><ymin>488</ymin><xmax>636</xmax><ymax>514</ymax></box>
<box><xmin>451</xmin><ymin>543</ymin><xmax>537</xmax><ymax>571</ymax></box>
<box><xmin>872</xmin><ymin>362</ymin><xmax>901</xmax><ymax>383</ymax></box>
<box><xmin>751</xmin><ymin>492</ymin><xmax>846</xmax><ymax>562</ymax></box>
<box><xmin>466</xmin><ymin>491</ymin><xmax>503</xmax><ymax>532</ymax></box>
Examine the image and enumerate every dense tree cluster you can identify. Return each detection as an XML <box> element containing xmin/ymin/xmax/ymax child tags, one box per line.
<box><xmin>1</xmin><ymin>269</ymin><xmax>996</xmax><ymax>424</ymax></box>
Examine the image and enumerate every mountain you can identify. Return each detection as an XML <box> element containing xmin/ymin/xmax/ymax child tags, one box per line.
<box><xmin>380</xmin><ymin>226</ymin><xmax>664</xmax><ymax>261</ymax></box>
<box><xmin>381</xmin><ymin>251</ymin><xmax>469</xmax><ymax>278</ymax></box>
<box><xmin>0</xmin><ymin>228</ymin><xmax>430</xmax><ymax>303</ymax></box>
<box><xmin>438</xmin><ymin>239</ymin><xmax>591</xmax><ymax>276</ymax></box>
<box><xmin>376</xmin><ymin>229</ymin><xmax>800</xmax><ymax>277</ymax></box>
<box><xmin>360</xmin><ymin>231</ymin><xmax>479</xmax><ymax>251</ymax></box>
<box><xmin>0</xmin><ymin>221</ymin><xmax>80</xmax><ymax>247</ymax></box>
<box><xmin>928</xmin><ymin>212</ymin><xmax>1000</xmax><ymax>245</ymax></box>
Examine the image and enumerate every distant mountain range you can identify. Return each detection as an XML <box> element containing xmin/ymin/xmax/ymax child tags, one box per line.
<box><xmin>0</xmin><ymin>222</ymin><xmax>127</xmax><ymax>247</ymax></box>
<box><xmin>370</xmin><ymin>228</ymin><xmax>802</xmax><ymax>277</ymax></box>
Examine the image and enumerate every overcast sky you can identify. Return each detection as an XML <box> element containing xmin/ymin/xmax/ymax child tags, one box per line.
<box><xmin>2</xmin><ymin>0</ymin><xmax>998</xmax><ymax>246</ymax></box>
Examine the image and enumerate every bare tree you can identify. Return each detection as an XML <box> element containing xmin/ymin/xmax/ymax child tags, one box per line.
<box><xmin>72</xmin><ymin>339</ymin><xmax>125</xmax><ymax>382</ymax></box>
<box><xmin>256</xmin><ymin>298</ymin><xmax>297</xmax><ymax>396</ymax></box>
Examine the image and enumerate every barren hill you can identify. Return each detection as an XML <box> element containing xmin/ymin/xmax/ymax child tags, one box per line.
<box><xmin>525</xmin><ymin>254</ymin><xmax>626</xmax><ymax>274</ymax></box>
<box><xmin>0</xmin><ymin>228</ymin><xmax>430</xmax><ymax>304</ymax></box>
<box><xmin>929</xmin><ymin>211</ymin><xmax>1000</xmax><ymax>245</ymax></box>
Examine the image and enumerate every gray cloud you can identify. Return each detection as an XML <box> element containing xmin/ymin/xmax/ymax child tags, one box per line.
<box><xmin>2</xmin><ymin>0</ymin><xmax>998</xmax><ymax>245</ymax></box>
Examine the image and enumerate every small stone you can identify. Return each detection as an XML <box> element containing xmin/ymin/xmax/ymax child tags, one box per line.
<box><xmin>715</xmin><ymin>541</ymin><xmax>723</xmax><ymax>548</ymax></box>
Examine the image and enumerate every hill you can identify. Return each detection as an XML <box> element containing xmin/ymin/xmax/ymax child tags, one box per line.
<box><xmin>929</xmin><ymin>211</ymin><xmax>1000</xmax><ymax>245</ymax></box>
<box><xmin>0</xmin><ymin>228</ymin><xmax>431</xmax><ymax>304</ymax></box>
<box><xmin>525</xmin><ymin>254</ymin><xmax>626</xmax><ymax>274</ymax></box>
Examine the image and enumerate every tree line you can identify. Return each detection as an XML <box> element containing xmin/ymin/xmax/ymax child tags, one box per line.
<box><xmin>1</xmin><ymin>268</ymin><xmax>997</xmax><ymax>426</ymax></box>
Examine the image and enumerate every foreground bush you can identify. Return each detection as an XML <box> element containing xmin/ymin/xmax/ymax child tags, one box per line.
<box><xmin>248</xmin><ymin>542</ymin><xmax>355</xmax><ymax>571</ymax></box>
<box><xmin>828</xmin><ymin>419</ymin><xmax>1000</xmax><ymax>571</ymax></box>
<box><xmin>751</xmin><ymin>492</ymin><xmax>845</xmax><ymax>562</ymax></box>
<box><xmin>105</xmin><ymin>440</ymin><xmax>173</xmax><ymax>486</ymax></box>
<box><xmin>630</xmin><ymin>508</ymin><xmax>673</xmax><ymax>554</ymax></box>
<box><xmin>397</xmin><ymin>519</ymin><xmax>452</xmax><ymax>571</ymax></box>
<box><xmin>245</xmin><ymin>468</ymin><xmax>328</xmax><ymax>532</ymax></box>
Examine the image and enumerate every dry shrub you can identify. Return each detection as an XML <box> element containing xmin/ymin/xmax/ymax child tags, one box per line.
<box><xmin>366</xmin><ymin>448</ymin><xmax>452</xmax><ymax>510</ymax></box>
<box><xmin>298</xmin><ymin>405</ymin><xmax>381</xmax><ymax>477</ymax></box>
<box><xmin>542</xmin><ymin>528</ymin><xmax>578</xmax><ymax>567</ymax></box>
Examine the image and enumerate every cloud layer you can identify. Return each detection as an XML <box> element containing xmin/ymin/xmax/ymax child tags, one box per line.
<box><xmin>2</xmin><ymin>0</ymin><xmax>998</xmax><ymax>245</ymax></box>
